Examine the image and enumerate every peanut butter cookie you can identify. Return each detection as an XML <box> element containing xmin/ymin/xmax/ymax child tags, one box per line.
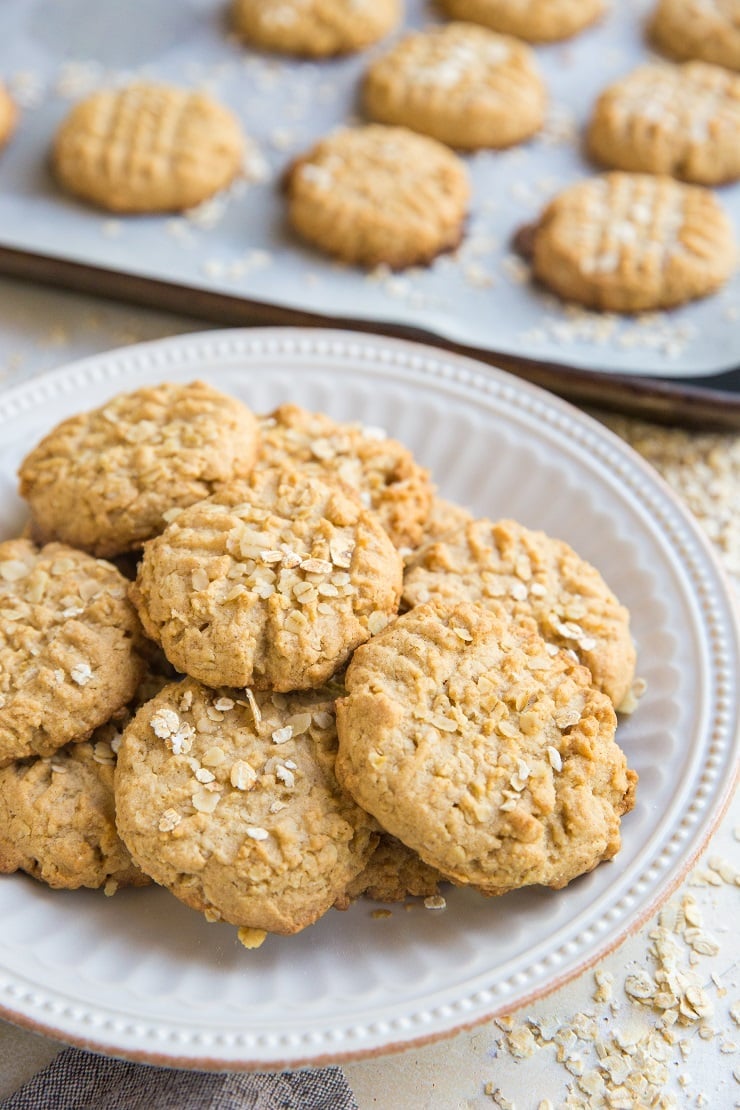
<box><xmin>130</xmin><ymin>467</ymin><xmax>403</xmax><ymax>691</ymax></box>
<box><xmin>527</xmin><ymin>173</ymin><xmax>736</xmax><ymax>312</ymax></box>
<box><xmin>232</xmin><ymin>0</ymin><xmax>401</xmax><ymax>57</ymax></box>
<box><xmin>336</xmin><ymin>601</ymin><xmax>637</xmax><ymax>895</ymax></box>
<box><xmin>364</xmin><ymin>23</ymin><xmax>546</xmax><ymax>150</ymax></box>
<box><xmin>650</xmin><ymin>0</ymin><xmax>740</xmax><ymax>72</ymax></box>
<box><xmin>257</xmin><ymin>404</ymin><xmax>434</xmax><ymax>550</ymax></box>
<box><xmin>53</xmin><ymin>83</ymin><xmax>245</xmax><ymax>213</ymax></box>
<box><xmin>19</xmin><ymin>380</ymin><xmax>260</xmax><ymax>558</ymax></box>
<box><xmin>114</xmin><ymin>677</ymin><xmax>378</xmax><ymax>935</ymax></box>
<box><xmin>285</xmin><ymin>124</ymin><xmax>470</xmax><ymax>268</ymax></box>
<box><xmin>588</xmin><ymin>62</ymin><xmax>740</xmax><ymax>185</ymax></box>
<box><xmin>439</xmin><ymin>0</ymin><xmax>605</xmax><ymax>43</ymax></box>
<box><xmin>403</xmin><ymin>517</ymin><xmax>635</xmax><ymax>708</ymax></box>
<box><xmin>0</xmin><ymin>539</ymin><xmax>145</xmax><ymax>767</ymax></box>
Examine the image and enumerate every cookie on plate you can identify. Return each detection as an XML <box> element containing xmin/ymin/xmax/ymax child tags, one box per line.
<box><xmin>403</xmin><ymin>517</ymin><xmax>635</xmax><ymax>708</ymax></box>
<box><xmin>650</xmin><ymin>0</ymin><xmax>740</xmax><ymax>72</ymax></box>
<box><xmin>588</xmin><ymin>62</ymin><xmax>740</xmax><ymax>185</ymax></box>
<box><xmin>0</xmin><ymin>82</ymin><xmax>17</xmax><ymax>150</ymax></box>
<box><xmin>232</xmin><ymin>0</ymin><xmax>401</xmax><ymax>57</ymax></box>
<box><xmin>409</xmin><ymin>496</ymin><xmax>474</xmax><ymax>557</ymax></box>
<box><xmin>363</xmin><ymin>23</ymin><xmax>546</xmax><ymax>150</ymax></box>
<box><xmin>19</xmin><ymin>381</ymin><xmax>260</xmax><ymax>558</ymax></box>
<box><xmin>130</xmin><ymin>467</ymin><xmax>403</xmax><ymax>691</ymax></box>
<box><xmin>114</xmin><ymin>677</ymin><xmax>378</xmax><ymax>935</ymax></box>
<box><xmin>343</xmin><ymin>834</ymin><xmax>446</xmax><ymax>904</ymax></box>
<box><xmin>257</xmin><ymin>404</ymin><xmax>434</xmax><ymax>550</ymax></box>
<box><xmin>0</xmin><ymin>539</ymin><xmax>145</xmax><ymax>767</ymax></box>
<box><xmin>285</xmin><ymin>124</ymin><xmax>470</xmax><ymax>268</ymax></box>
<box><xmin>526</xmin><ymin>172</ymin><xmax>736</xmax><ymax>312</ymax></box>
<box><xmin>336</xmin><ymin>601</ymin><xmax>637</xmax><ymax>895</ymax></box>
<box><xmin>438</xmin><ymin>0</ymin><xmax>605</xmax><ymax>43</ymax></box>
<box><xmin>53</xmin><ymin>83</ymin><xmax>245</xmax><ymax>213</ymax></box>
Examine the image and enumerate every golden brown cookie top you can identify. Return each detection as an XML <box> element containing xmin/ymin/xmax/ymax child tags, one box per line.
<box><xmin>232</xmin><ymin>0</ymin><xmax>401</xmax><ymax>57</ymax></box>
<box><xmin>335</xmin><ymin>600</ymin><xmax>636</xmax><ymax>895</ymax></box>
<box><xmin>114</xmin><ymin>677</ymin><xmax>378</xmax><ymax>934</ymax></box>
<box><xmin>0</xmin><ymin>539</ymin><xmax>145</xmax><ymax>766</ymax></box>
<box><xmin>650</xmin><ymin>0</ymin><xmax>740</xmax><ymax>71</ymax></box>
<box><xmin>18</xmin><ymin>380</ymin><xmax>261</xmax><ymax>557</ymax></box>
<box><xmin>130</xmin><ymin>466</ymin><xmax>403</xmax><ymax>691</ymax></box>
<box><xmin>53</xmin><ymin>83</ymin><xmax>245</xmax><ymax>212</ymax></box>
<box><xmin>438</xmin><ymin>0</ymin><xmax>605</xmax><ymax>42</ymax></box>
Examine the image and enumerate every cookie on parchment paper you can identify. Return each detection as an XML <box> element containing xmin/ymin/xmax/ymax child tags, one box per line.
<box><xmin>335</xmin><ymin>601</ymin><xmax>637</xmax><ymax>896</ymax></box>
<box><xmin>588</xmin><ymin>62</ymin><xmax>740</xmax><ymax>185</ymax></box>
<box><xmin>232</xmin><ymin>0</ymin><xmax>401</xmax><ymax>57</ymax></box>
<box><xmin>114</xmin><ymin>677</ymin><xmax>378</xmax><ymax>936</ymax></box>
<box><xmin>0</xmin><ymin>83</ymin><xmax>16</xmax><ymax>151</ymax></box>
<box><xmin>285</xmin><ymin>124</ymin><xmax>470</xmax><ymax>269</ymax></box>
<box><xmin>19</xmin><ymin>380</ymin><xmax>260</xmax><ymax>558</ymax></box>
<box><xmin>438</xmin><ymin>0</ymin><xmax>605</xmax><ymax>43</ymax></box>
<box><xmin>130</xmin><ymin>466</ymin><xmax>403</xmax><ymax>691</ymax></box>
<box><xmin>0</xmin><ymin>539</ymin><xmax>145</xmax><ymax>768</ymax></box>
<box><xmin>650</xmin><ymin>0</ymin><xmax>740</xmax><ymax>72</ymax></box>
<box><xmin>53</xmin><ymin>83</ymin><xmax>245</xmax><ymax>213</ymax></box>
<box><xmin>527</xmin><ymin>172</ymin><xmax>736</xmax><ymax>312</ymax></box>
<box><xmin>363</xmin><ymin>23</ymin><xmax>546</xmax><ymax>150</ymax></box>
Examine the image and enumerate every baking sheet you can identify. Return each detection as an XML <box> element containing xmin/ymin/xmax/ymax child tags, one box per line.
<box><xmin>0</xmin><ymin>0</ymin><xmax>738</xmax><ymax>380</ymax></box>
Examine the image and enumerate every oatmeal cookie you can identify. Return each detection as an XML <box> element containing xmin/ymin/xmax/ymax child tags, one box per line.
<box><xmin>336</xmin><ymin>601</ymin><xmax>637</xmax><ymax>895</ymax></box>
<box><xmin>527</xmin><ymin>173</ymin><xmax>736</xmax><ymax>312</ymax></box>
<box><xmin>0</xmin><ymin>83</ymin><xmax>16</xmax><ymax>150</ymax></box>
<box><xmin>114</xmin><ymin>677</ymin><xmax>378</xmax><ymax>935</ymax></box>
<box><xmin>403</xmin><ymin>517</ymin><xmax>635</xmax><ymax>708</ymax></box>
<box><xmin>53</xmin><ymin>83</ymin><xmax>245</xmax><ymax>213</ymax></box>
<box><xmin>0</xmin><ymin>539</ymin><xmax>145</xmax><ymax>767</ymax></box>
<box><xmin>232</xmin><ymin>0</ymin><xmax>401</xmax><ymax>57</ymax></box>
<box><xmin>363</xmin><ymin>23</ymin><xmax>546</xmax><ymax>150</ymax></box>
<box><xmin>439</xmin><ymin>0</ymin><xmax>604</xmax><ymax>42</ymax></box>
<box><xmin>343</xmin><ymin>834</ymin><xmax>445</xmax><ymax>903</ymax></box>
<box><xmin>257</xmin><ymin>404</ymin><xmax>434</xmax><ymax>550</ymax></box>
<box><xmin>650</xmin><ymin>0</ymin><xmax>740</xmax><ymax>71</ymax></box>
<box><xmin>19</xmin><ymin>380</ymin><xmax>260</xmax><ymax>558</ymax></box>
<box><xmin>411</xmin><ymin>496</ymin><xmax>474</xmax><ymax>555</ymax></box>
<box><xmin>588</xmin><ymin>62</ymin><xmax>740</xmax><ymax>185</ymax></box>
<box><xmin>130</xmin><ymin>467</ymin><xmax>403</xmax><ymax>691</ymax></box>
<box><xmin>285</xmin><ymin>124</ymin><xmax>470</xmax><ymax>268</ymax></box>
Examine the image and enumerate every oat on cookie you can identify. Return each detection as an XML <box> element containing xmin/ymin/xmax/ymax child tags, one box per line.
<box><xmin>342</xmin><ymin>834</ymin><xmax>446</xmax><ymax>904</ymax></box>
<box><xmin>527</xmin><ymin>173</ymin><xmax>736</xmax><ymax>312</ymax></box>
<box><xmin>19</xmin><ymin>381</ymin><xmax>260</xmax><ymax>558</ymax></box>
<box><xmin>257</xmin><ymin>405</ymin><xmax>434</xmax><ymax>550</ymax></box>
<box><xmin>232</xmin><ymin>0</ymin><xmax>401</xmax><ymax>57</ymax></box>
<box><xmin>130</xmin><ymin>466</ymin><xmax>403</xmax><ymax>691</ymax></box>
<box><xmin>114</xmin><ymin>677</ymin><xmax>378</xmax><ymax>935</ymax></box>
<box><xmin>650</xmin><ymin>0</ymin><xmax>740</xmax><ymax>72</ymax></box>
<box><xmin>403</xmin><ymin>517</ymin><xmax>635</xmax><ymax>708</ymax></box>
<box><xmin>285</xmin><ymin>124</ymin><xmax>470</xmax><ymax>269</ymax></box>
<box><xmin>336</xmin><ymin>601</ymin><xmax>637</xmax><ymax>895</ymax></box>
<box><xmin>588</xmin><ymin>62</ymin><xmax>740</xmax><ymax>185</ymax></box>
<box><xmin>438</xmin><ymin>0</ymin><xmax>604</xmax><ymax>43</ymax></box>
<box><xmin>53</xmin><ymin>83</ymin><xmax>245</xmax><ymax>213</ymax></box>
<box><xmin>363</xmin><ymin>23</ymin><xmax>546</xmax><ymax>151</ymax></box>
<box><xmin>0</xmin><ymin>539</ymin><xmax>145</xmax><ymax>767</ymax></box>
<box><xmin>0</xmin><ymin>83</ymin><xmax>17</xmax><ymax>151</ymax></box>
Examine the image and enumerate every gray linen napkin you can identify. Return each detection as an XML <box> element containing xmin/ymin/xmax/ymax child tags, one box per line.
<box><xmin>0</xmin><ymin>1047</ymin><xmax>359</xmax><ymax>1109</ymax></box>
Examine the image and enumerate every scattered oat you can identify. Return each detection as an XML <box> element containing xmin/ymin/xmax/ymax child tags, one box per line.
<box><xmin>237</xmin><ymin>927</ymin><xmax>267</xmax><ymax>949</ymax></box>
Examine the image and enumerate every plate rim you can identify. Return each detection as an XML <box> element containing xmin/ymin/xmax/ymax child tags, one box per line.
<box><xmin>0</xmin><ymin>325</ymin><xmax>737</xmax><ymax>1070</ymax></box>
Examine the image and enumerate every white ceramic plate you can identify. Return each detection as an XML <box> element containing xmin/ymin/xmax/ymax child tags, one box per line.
<box><xmin>0</xmin><ymin>328</ymin><xmax>737</xmax><ymax>1069</ymax></box>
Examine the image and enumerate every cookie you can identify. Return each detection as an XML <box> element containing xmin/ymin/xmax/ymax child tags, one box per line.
<box><xmin>285</xmin><ymin>124</ymin><xmax>470</xmax><ymax>269</ymax></box>
<box><xmin>0</xmin><ymin>82</ymin><xmax>17</xmax><ymax>151</ymax></box>
<box><xmin>588</xmin><ymin>62</ymin><xmax>740</xmax><ymax>185</ymax></box>
<box><xmin>402</xmin><ymin>517</ymin><xmax>635</xmax><ymax>708</ymax></box>
<box><xmin>343</xmin><ymin>834</ymin><xmax>445</xmax><ymax>903</ymax></box>
<box><xmin>130</xmin><ymin>467</ymin><xmax>403</xmax><ymax>691</ymax></box>
<box><xmin>114</xmin><ymin>677</ymin><xmax>378</xmax><ymax>935</ymax></box>
<box><xmin>53</xmin><ymin>83</ymin><xmax>245</xmax><ymax>213</ymax></box>
<box><xmin>438</xmin><ymin>0</ymin><xmax>604</xmax><ymax>43</ymax></box>
<box><xmin>232</xmin><ymin>0</ymin><xmax>401</xmax><ymax>57</ymax></box>
<box><xmin>527</xmin><ymin>172</ymin><xmax>736</xmax><ymax>312</ymax></box>
<box><xmin>19</xmin><ymin>380</ymin><xmax>260</xmax><ymax>558</ymax></box>
<box><xmin>257</xmin><ymin>404</ymin><xmax>434</xmax><ymax>550</ymax></box>
<box><xmin>0</xmin><ymin>539</ymin><xmax>145</xmax><ymax>767</ymax></box>
<box><xmin>410</xmin><ymin>496</ymin><xmax>474</xmax><ymax>556</ymax></box>
<box><xmin>363</xmin><ymin>23</ymin><xmax>546</xmax><ymax>150</ymax></box>
<box><xmin>336</xmin><ymin>601</ymin><xmax>637</xmax><ymax>895</ymax></box>
<box><xmin>650</xmin><ymin>0</ymin><xmax>740</xmax><ymax>72</ymax></box>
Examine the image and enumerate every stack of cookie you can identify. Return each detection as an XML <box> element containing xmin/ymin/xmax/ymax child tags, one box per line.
<box><xmin>0</xmin><ymin>380</ymin><xmax>638</xmax><ymax>947</ymax></box>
